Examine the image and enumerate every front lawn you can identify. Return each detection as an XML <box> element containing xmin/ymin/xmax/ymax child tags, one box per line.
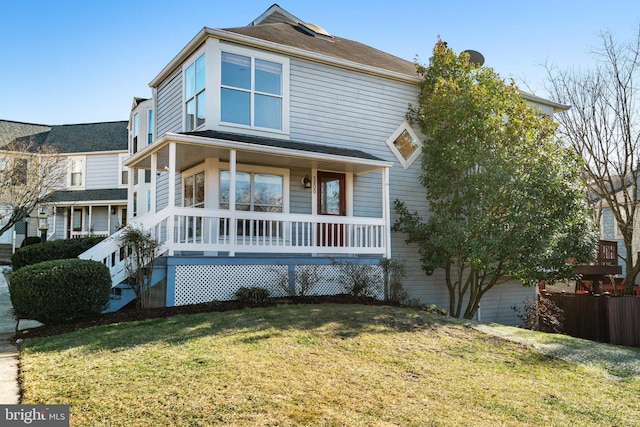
<box><xmin>19</xmin><ymin>304</ymin><xmax>640</xmax><ymax>426</ymax></box>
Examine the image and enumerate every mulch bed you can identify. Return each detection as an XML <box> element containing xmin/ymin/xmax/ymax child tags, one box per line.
<box><xmin>14</xmin><ymin>295</ymin><xmax>398</xmax><ymax>340</ymax></box>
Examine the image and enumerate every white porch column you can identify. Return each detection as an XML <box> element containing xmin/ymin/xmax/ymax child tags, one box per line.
<box><xmin>52</xmin><ymin>207</ymin><xmax>57</xmax><ymax>240</ymax></box>
<box><xmin>107</xmin><ymin>204</ymin><xmax>112</xmax><ymax>235</ymax></box>
<box><xmin>150</xmin><ymin>153</ymin><xmax>157</xmax><ymax>214</ymax></box>
<box><xmin>229</xmin><ymin>149</ymin><xmax>236</xmax><ymax>256</ymax></box>
<box><xmin>127</xmin><ymin>160</ymin><xmax>134</xmax><ymax>221</ymax></box>
<box><xmin>69</xmin><ymin>206</ymin><xmax>74</xmax><ymax>239</ymax></box>
<box><xmin>88</xmin><ymin>206</ymin><xmax>93</xmax><ymax>235</ymax></box>
<box><xmin>383</xmin><ymin>167</ymin><xmax>391</xmax><ymax>259</ymax></box>
<box><xmin>167</xmin><ymin>142</ymin><xmax>176</xmax><ymax>255</ymax></box>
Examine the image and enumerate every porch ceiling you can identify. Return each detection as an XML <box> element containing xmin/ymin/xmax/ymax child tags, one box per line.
<box><xmin>126</xmin><ymin>131</ymin><xmax>393</xmax><ymax>175</ymax></box>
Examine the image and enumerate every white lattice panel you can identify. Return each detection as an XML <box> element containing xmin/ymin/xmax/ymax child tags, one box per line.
<box><xmin>174</xmin><ymin>264</ymin><xmax>288</xmax><ymax>305</ymax></box>
<box><xmin>295</xmin><ymin>264</ymin><xmax>384</xmax><ymax>299</ymax></box>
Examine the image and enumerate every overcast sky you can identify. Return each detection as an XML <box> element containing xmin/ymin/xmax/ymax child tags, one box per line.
<box><xmin>1</xmin><ymin>0</ymin><xmax>638</xmax><ymax>125</ymax></box>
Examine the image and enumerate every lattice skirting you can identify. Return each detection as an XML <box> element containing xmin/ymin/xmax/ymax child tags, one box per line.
<box><xmin>173</xmin><ymin>263</ymin><xmax>384</xmax><ymax>306</ymax></box>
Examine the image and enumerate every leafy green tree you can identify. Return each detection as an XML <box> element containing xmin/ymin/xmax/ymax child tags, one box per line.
<box><xmin>393</xmin><ymin>40</ymin><xmax>597</xmax><ymax>319</ymax></box>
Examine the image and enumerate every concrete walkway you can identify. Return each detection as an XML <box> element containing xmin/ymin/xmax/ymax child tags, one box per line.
<box><xmin>0</xmin><ymin>268</ymin><xmax>42</xmax><ymax>404</ymax></box>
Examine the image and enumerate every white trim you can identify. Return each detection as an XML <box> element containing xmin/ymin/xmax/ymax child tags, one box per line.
<box><xmin>67</xmin><ymin>156</ymin><xmax>86</xmax><ymax>189</ymax></box>
<box><xmin>385</xmin><ymin>120</ymin><xmax>422</xmax><ymax>169</ymax></box>
<box><xmin>218</xmin><ymin>42</ymin><xmax>290</xmax><ymax>136</ymax></box>
<box><xmin>218</xmin><ymin>162</ymin><xmax>290</xmax><ymax>213</ymax></box>
<box><xmin>182</xmin><ymin>46</ymin><xmax>208</xmax><ymax>132</ymax></box>
<box><xmin>118</xmin><ymin>153</ymin><xmax>130</xmax><ymax>188</ymax></box>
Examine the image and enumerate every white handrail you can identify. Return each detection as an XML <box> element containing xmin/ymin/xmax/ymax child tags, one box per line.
<box><xmin>80</xmin><ymin>205</ymin><xmax>387</xmax><ymax>287</ymax></box>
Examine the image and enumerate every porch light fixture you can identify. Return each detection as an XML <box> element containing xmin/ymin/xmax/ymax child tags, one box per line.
<box><xmin>111</xmin><ymin>207</ymin><xmax>117</xmax><ymax>215</ymax></box>
<box><xmin>301</xmin><ymin>175</ymin><xmax>312</xmax><ymax>189</ymax></box>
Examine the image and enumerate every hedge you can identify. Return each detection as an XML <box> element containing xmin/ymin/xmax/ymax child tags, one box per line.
<box><xmin>8</xmin><ymin>258</ymin><xmax>112</xmax><ymax>325</ymax></box>
<box><xmin>11</xmin><ymin>236</ymin><xmax>105</xmax><ymax>270</ymax></box>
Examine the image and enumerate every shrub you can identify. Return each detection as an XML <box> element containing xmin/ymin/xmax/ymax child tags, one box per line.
<box><xmin>21</xmin><ymin>236</ymin><xmax>43</xmax><ymax>247</ymax></box>
<box><xmin>337</xmin><ymin>262</ymin><xmax>381</xmax><ymax>298</ymax></box>
<box><xmin>513</xmin><ymin>295</ymin><xmax>564</xmax><ymax>333</ymax></box>
<box><xmin>118</xmin><ymin>226</ymin><xmax>161</xmax><ymax>309</ymax></box>
<box><xmin>11</xmin><ymin>236</ymin><xmax>105</xmax><ymax>270</ymax></box>
<box><xmin>381</xmin><ymin>258</ymin><xmax>408</xmax><ymax>303</ymax></box>
<box><xmin>8</xmin><ymin>258</ymin><xmax>111</xmax><ymax>325</ymax></box>
<box><xmin>235</xmin><ymin>286</ymin><xmax>270</xmax><ymax>304</ymax></box>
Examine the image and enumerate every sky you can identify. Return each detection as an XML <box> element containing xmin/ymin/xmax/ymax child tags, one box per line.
<box><xmin>1</xmin><ymin>0</ymin><xmax>639</xmax><ymax>125</ymax></box>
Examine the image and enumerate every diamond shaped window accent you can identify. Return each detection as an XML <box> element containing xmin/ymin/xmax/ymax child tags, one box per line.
<box><xmin>386</xmin><ymin>121</ymin><xmax>422</xmax><ymax>169</ymax></box>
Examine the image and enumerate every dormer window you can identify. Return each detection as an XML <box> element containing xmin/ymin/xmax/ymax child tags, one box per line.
<box><xmin>220</xmin><ymin>46</ymin><xmax>289</xmax><ymax>133</ymax></box>
<box><xmin>185</xmin><ymin>54</ymin><xmax>206</xmax><ymax>131</ymax></box>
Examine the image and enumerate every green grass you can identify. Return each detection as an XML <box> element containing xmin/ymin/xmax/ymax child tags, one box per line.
<box><xmin>20</xmin><ymin>304</ymin><xmax>640</xmax><ymax>426</ymax></box>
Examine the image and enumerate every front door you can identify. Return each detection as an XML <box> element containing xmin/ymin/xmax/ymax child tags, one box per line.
<box><xmin>317</xmin><ymin>171</ymin><xmax>346</xmax><ymax>246</ymax></box>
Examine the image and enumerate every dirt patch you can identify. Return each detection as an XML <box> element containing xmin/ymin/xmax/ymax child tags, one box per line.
<box><xmin>15</xmin><ymin>295</ymin><xmax>398</xmax><ymax>340</ymax></box>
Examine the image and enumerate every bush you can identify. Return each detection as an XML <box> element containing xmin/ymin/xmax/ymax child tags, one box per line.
<box><xmin>21</xmin><ymin>236</ymin><xmax>43</xmax><ymax>247</ymax></box>
<box><xmin>8</xmin><ymin>258</ymin><xmax>112</xmax><ymax>324</ymax></box>
<box><xmin>381</xmin><ymin>258</ymin><xmax>408</xmax><ymax>303</ymax></box>
<box><xmin>338</xmin><ymin>262</ymin><xmax>381</xmax><ymax>298</ymax></box>
<box><xmin>11</xmin><ymin>236</ymin><xmax>105</xmax><ymax>270</ymax></box>
<box><xmin>235</xmin><ymin>286</ymin><xmax>270</xmax><ymax>304</ymax></box>
<box><xmin>513</xmin><ymin>295</ymin><xmax>564</xmax><ymax>333</ymax></box>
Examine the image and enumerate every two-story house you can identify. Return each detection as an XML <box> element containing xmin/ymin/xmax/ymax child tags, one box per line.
<box><xmin>83</xmin><ymin>4</ymin><xmax>568</xmax><ymax>324</ymax></box>
<box><xmin>0</xmin><ymin>119</ymin><xmax>128</xmax><ymax>260</ymax></box>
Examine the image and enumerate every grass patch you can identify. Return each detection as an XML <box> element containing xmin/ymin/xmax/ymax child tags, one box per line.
<box><xmin>20</xmin><ymin>304</ymin><xmax>640</xmax><ymax>426</ymax></box>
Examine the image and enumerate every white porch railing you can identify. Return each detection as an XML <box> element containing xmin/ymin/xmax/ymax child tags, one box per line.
<box><xmin>79</xmin><ymin>206</ymin><xmax>387</xmax><ymax>287</ymax></box>
<box><xmin>71</xmin><ymin>231</ymin><xmax>110</xmax><ymax>239</ymax></box>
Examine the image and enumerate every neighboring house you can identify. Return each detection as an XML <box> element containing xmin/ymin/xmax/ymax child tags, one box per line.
<box><xmin>80</xmin><ymin>5</ymin><xmax>567</xmax><ymax>324</ymax></box>
<box><xmin>0</xmin><ymin>119</ymin><xmax>128</xmax><ymax>260</ymax></box>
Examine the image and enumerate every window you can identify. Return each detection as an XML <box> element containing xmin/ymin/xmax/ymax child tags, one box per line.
<box><xmin>132</xmin><ymin>113</ymin><xmax>139</xmax><ymax>153</ymax></box>
<box><xmin>146</xmin><ymin>189</ymin><xmax>152</xmax><ymax>213</ymax></box>
<box><xmin>10</xmin><ymin>159</ymin><xmax>28</xmax><ymax>185</ymax></box>
<box><xmin>221</xmin><ymin>51</ymin><xmax>284</xmax><ymax>131</ymax></box>
<box><xmin>185</xmin><ymin>54</ymin><xmax>205</xmax><ymax>131</ymax></box>
<box><xmin>69</xmin><ymin>157</ymin><xmax>84</xmax><ymax>187</ymax></box>
<box><xmin>145</xmin><ymin>170</ymin><xmax>151</xmax><ymax>183</ymax></box>
<box><xmin>184</xmin><ymin>171</ymin><xmax>205</xmax><ymax>208</ymax></box>
<box><xmin>147</xmin><ymin>109</ymin><xmax>153</xmax><ymax>144</ymax></box>
<box><xmin>219</xmin><ymin>171</ymin><xmax>283</xmax><ymax>213</ymax></box>
<box><xmin>119</xmin><ymin>154</ymin><xmax>129</xmax><ymax>187</ymax></box>
<box><xmin>386</xmin><ymin>121</ymin><xmax>422</xmax><ymax>169</ymax></box>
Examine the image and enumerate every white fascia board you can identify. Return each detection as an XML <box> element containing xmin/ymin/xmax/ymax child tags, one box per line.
<box><xmin>60</xmin><ymin>149</ymin><xmax>128</xmax><ymax>156</ymax></box>
<box><xmin>149</xmin><ymin>28</ymin><xmax>420</xmax><ymax>88</ymax></box>
<box><xmin>520</xmin><ymin>91</ymin><xmax>570</xmax><ymax>113</ymax></box>
<box><xmin>125</xmin><ymin>132</ymin><xmax>393</xmax><ymax>170</ymax></box>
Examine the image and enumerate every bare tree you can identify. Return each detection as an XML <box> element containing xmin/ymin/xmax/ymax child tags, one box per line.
<box><xmin>545</xmin><ymin>27</ymin><xmax>640</xmax><ymax>294</ymax></box>
<box><xmin>0</xmin><ymin>140</ymin><xmax>66</xmax><ymax>236</ymax></box>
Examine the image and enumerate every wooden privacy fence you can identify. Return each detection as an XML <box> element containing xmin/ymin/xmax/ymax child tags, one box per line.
<box><xmin>543</xmin><ymin>294</ymin><xmax>640</xmax><ymax>347</ymax></box>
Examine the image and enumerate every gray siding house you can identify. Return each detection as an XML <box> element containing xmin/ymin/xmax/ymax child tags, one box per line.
<box><xmin>0</xmin><ymin>119</ymin><xmax>128</xmax><ymax>255</ymax></box>
<box><xmin>83</xmin><ymin>5</ymin><xmax>565</xmax><ymax>324</ymax></box>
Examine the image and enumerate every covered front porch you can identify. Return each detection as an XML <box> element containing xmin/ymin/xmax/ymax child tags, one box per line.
<box><xmin>124</xmin><ymin>130</ymin><xmax>393</xmax><ymax>258</ymax></box>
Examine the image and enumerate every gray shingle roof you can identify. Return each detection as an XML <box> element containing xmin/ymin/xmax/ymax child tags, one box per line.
<box><xmin>0</xmin><ymin>120</ymin><xmax>128</xmax><ymax>153</ymax></box>
<box><xmin>223</xmin><ymin>23</ymin><xmax>418</xmax><ymax>78</ymax></box>
<box><xmin>0</xmin><ymin>120</ymin><xmax>51</xmax><ymax>148</ymax></box>
<box><xmin>181</xmin><ymin>129</ymin><xmax>384</xmax><ymax>162</ymax></box>
<box><xmin>45</xmin><ymin>189</ymin><xmax>128</xmax><ymax>203</ymax></box>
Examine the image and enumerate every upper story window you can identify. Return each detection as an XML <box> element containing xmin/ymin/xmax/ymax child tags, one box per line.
<box><xmin>119</xmin><ymin>154</ymin><xmax>129</xmax><ymax>187</ymax></box>
<box><xmin>69</xmin><ymin>157</ymin><xmax>85</xmax><ymax>188</ymax></box>
<box><xmin>147</xmin><ymin>109</ymin><xmax>153</xmax><ymax>144</ymax></box>
<box><xmin>132</xmin><ymin>113</ymin><xmax>139</xmax><ymax>153</ymax></box>
<box><xmin>185</xmin><ymin>54</ymin><xmax>206</xmax><ymax>131</ymax></box>
<box><xmin>221</xmin><ymin>50</ymin><xmax>285</xmax><ymax>131</ymax></box>
<box><xmin>9</xmin><ymin>158</ymin><xmax>28</xmax><ymax>185</ymax></box>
